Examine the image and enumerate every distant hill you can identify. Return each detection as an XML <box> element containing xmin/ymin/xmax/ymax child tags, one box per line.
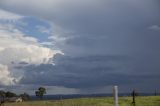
<box><xmin>31</xmin><ymin>93</ymin><xmax>158</xmax><ymax>100</ymax></box>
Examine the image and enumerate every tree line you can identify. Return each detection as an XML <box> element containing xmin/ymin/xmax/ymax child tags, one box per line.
<box><xmin>0</xmin><ymin>87</ymin><xmax>46</xmax><ymax>102</ymax></box>
<box><xmin>0</xmin><ymin>90</ymin><xmax>30</xmax><ymax>101</ymax></box>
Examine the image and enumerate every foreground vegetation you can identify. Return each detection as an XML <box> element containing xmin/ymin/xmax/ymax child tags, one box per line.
<box><xmin>4</xmin><ymin>96</ymin><xmax>160</xmax><ymax>106</ymax></box>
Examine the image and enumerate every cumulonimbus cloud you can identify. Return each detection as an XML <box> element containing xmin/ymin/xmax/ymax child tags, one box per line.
<box><xmin>0</xmin><ymin>0</ymin><xmax>160</xmax><ymax>93</ymax></box>
<box><xmin>0</xmin><ymin>11</ymin><xmax>62</xmax><ymax>86</ymax></box>
<box><xmin>0</xmin><ymin>64</ymin><xmax>16</xmax><ymax>86</ymax></box>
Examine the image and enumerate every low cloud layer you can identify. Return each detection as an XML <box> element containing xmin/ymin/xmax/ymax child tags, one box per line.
<box><xmin>19</xmin><ymin>54</ymin><xmax>160</xmax><ymax>93</ymax></box>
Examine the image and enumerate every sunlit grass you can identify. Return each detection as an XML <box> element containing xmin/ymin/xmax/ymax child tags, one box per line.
<box><xmin>4</xmin><ymin>96</ymin><xmax>160</xmax><ymax>106</ymax></box>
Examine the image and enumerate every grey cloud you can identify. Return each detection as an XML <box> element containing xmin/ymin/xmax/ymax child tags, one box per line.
<box><xmin>20</xmin><ymin>55</ymin><xmax>129</xmax><ymax>88</ymax></box>
<box><xmin>18</xmin><ymin>54</ymin><xmax>160</xmax><ymax>93</ymax></box>
<box><xmin>0</xmin><ymin>0</ymin><xmax>160</xmax><ymax>93</ymax></box>
<box><xmin>20</xmin><ymin>54</ymin><xmax>160</xmax><ymax>90</ymax></box>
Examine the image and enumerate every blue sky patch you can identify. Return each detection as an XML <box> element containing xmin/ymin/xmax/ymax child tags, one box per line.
<box><xmin>16</xmin><ymin>17</ymin><xmax>52</xmax><ymax>42</ymax></box>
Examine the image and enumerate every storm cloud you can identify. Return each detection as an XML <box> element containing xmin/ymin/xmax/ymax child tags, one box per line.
<box><xmin>0</xmin><ymin>0</ymin><xmax>160</xmax><ymax>94</ymax></box>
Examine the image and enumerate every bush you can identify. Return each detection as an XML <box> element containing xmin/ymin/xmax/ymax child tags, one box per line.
<box><xmin>19</xmin><ymin>93</ymin><xmax>30</xmax><ymax>101</ymax></box>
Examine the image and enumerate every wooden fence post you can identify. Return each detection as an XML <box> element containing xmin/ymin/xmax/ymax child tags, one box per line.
<box><xmin>113</xmin><ymin>86</ymin><xmax>118</xmax><ymax>106</ymax></box>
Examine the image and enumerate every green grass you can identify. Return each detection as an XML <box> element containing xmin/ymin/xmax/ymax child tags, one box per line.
<box><xmin>4</xmin><ymin>96</ymin><xmax>160</xmax><ymax>106</ymax></box>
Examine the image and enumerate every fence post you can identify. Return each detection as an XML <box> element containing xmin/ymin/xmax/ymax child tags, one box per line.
<box><xmin>131</xmin><ymin>90</ymin><xmax>136</xmax><ymax>106</ymax></box>
<box><xmin>155</xmin><ymin>89</ymin><xmax>157</xmax><ymax>96</ymax></box>
<box><xmin>113</xmin><ymin>86</ymin><xmax>118</xmax><ymax>106</ymax></box>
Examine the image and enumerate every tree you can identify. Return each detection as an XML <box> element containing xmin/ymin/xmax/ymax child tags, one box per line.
<box><xmin>0</xmin><ymin>90</ymin><xmax>6</xmax><ymax>105</ymax></box>
<box><xmin>0</xmin><ymin>90</ymin><xmax>6</xmax><ymax>102</ymax></box>
<box><xmin>35</xmin><ymin>87</ymin><xmax>46</xmax><ymax>100</ymax></box>
<box><xmin>19</xmin><ymin>93</ymin><xmax>30</xmax><ymax>101</ymax></box>
<box><xmin>0</xmin><ymin>90</ymin><xmax>6</xmax><ymax>98</ymax></box>
<box><xmin>5</xmin><ymin>91</ymin><xmax>17</xmax><ymax>98</ymax></box>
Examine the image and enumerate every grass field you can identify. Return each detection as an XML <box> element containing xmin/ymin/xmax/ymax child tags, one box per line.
<box><xmin>4</xmin><ymin>96</ymin><xmax>160</xmax><ymax>106</ymax></box>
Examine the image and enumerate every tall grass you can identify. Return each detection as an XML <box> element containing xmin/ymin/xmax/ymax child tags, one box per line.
<box><xmin>4</xmin><ymin>96</ymin><xmax>160</xmax><ymax>106</ymax></box>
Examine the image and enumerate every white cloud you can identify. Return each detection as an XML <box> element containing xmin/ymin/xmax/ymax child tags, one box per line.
<box><xmin>0</xmin><ymin>9</ymin><xmax>63</xmax><ymax>86</ymax></box>
<box><xmin>40</xmin><ymin>42</ymin><xmax>54</xmax><ymax>46</ymax></box>
<box><xmin>36</xmin><ymin>25</ymin><xmax>51</xmax><ymax>34</ymax></box>
<box><xmin>0</xmin><ymin>64</ymin><xmax>16</xmax><ymax>86</ymax></box>
<box><xmin>0</xmin><ymin>9</ymin><xmax>22</xmax><ymax>20</ymax></box>
<box><xmin>0</xmin><ymin>22</ymin><xmax>62</xmax><ymax>86</ymax></box>
<box><xmin>0</xmin><ymin>23</ymin><xmax>61</xmax><ymax>65</ymax></box>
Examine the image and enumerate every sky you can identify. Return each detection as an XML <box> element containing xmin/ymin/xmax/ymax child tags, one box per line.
<box><xmin>0</xmin><ymin>0</ymin><xmax>160</xmax><ymax>95</ymax></box>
